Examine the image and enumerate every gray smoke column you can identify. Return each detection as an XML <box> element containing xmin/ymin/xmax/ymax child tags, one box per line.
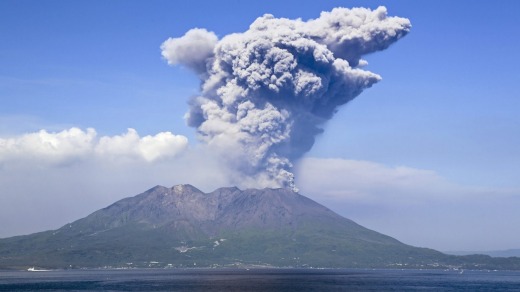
<box><xmin>161</xmin><ymin>6</ymin><xmax>411</xmax><ymax>191</ymax></box>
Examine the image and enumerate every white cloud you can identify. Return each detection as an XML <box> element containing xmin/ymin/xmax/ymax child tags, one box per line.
<box><xmin>95</xmin><ymin>128</ymin><xmax>188</xmax><ymax>162</ymax></box>
<box><xmin>0</xmin><ymin>128</ymin><xmax>96</xmax><ymax>164</ymax></box>
<box><xmin>0</xmin><ymin>127</ymin><xmax>188</xmax><ymax>164</ymax></box>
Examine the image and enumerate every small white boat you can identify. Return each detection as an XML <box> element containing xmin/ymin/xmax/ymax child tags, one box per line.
<box><xmin>27</xmin><ymin>267</ymin><xmax>50</xmax><ymax>272</ymax></box>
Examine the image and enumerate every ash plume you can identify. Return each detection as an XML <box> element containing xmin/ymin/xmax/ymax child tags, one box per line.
<box><xmin>161</xmin><ymin>6</ymin><xmax>411</xmax><ymax>190</ymax></box>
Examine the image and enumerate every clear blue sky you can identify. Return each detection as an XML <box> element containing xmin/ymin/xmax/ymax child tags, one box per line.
<box><xmin>1</xmin><ymin>0</ymin><xmax>519</xmax><ymax>251</ymax></box>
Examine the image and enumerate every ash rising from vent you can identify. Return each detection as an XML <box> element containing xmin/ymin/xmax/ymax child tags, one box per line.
<box><xmin>161</xmin><ymin>6</ymin><xmax>411</xmax><ymax>191</ymax></box>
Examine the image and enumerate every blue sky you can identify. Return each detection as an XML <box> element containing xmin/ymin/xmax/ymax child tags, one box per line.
<box><xmin>1</xmin><ymin>0</ymin><xmax>520</xmax><ymax>251</ymax></box>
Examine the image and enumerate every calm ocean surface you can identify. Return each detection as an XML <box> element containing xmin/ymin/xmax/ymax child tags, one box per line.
<box><xmin>1</xmin><ymin>268</ymin><xmax>520</xmax><ymax>291</ymax></box>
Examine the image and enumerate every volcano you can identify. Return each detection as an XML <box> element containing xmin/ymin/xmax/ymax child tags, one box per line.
<box><xmin>0</xmin><ymin>184</ymin><xmax>518</xmax><ymax>270</ymax></box>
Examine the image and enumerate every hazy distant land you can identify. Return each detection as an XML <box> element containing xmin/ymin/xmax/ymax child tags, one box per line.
<box><xmin>445</xmin><ymin>249</ymin><xmax>520</xmax><ymax>258</ymax></box>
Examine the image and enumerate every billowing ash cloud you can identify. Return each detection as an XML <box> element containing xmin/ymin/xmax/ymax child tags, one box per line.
<box><xmin>162</xmin><ymin>6</ymin><xmax>410</xmax><ymax>190</ymax></box>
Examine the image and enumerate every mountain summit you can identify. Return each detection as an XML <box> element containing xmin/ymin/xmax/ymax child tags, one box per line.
<box><xmin>0</xmin><ymin>185</ymin><xmax>518</xmax><ymax>269</ymax></box>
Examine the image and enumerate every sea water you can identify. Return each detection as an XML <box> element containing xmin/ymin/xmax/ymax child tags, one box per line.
<box><xmin>1</xmin><ymin>268</ymin><xmax>520</xmax><ymax>291</ymax></box>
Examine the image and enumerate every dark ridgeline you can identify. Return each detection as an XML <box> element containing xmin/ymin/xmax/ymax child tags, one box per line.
<box><xmin>0</xmin><ymin>185</ymin><xmax>519</xmax><ymax>270</ymax></box>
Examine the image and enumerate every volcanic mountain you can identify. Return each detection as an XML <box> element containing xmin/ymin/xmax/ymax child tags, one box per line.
<box><xmin>0</xmin><ymin>185</ymin><xmax>518</xmax><ymax>270</ymax></box>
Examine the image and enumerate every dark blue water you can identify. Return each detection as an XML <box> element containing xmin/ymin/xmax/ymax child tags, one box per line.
<box><xmin>1</xmin><ymin>268</ymin><xmax>519</xmax><ymax>291</ymax></box>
